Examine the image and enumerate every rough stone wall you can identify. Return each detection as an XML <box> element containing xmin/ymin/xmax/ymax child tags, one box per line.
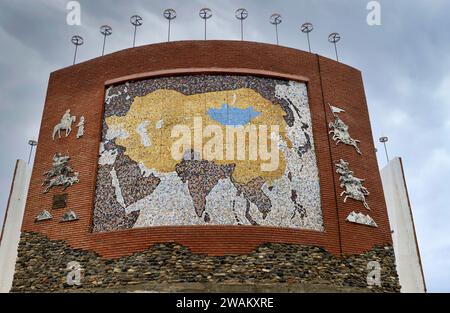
<box><xmin>12</xmin><ymin>232</ymin><xmax>400</xmax><ymax>293</ymax></box>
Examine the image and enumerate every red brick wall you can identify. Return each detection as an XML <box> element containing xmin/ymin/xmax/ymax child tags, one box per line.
<box><xmin>21</xmin><ymin>41</ymin><xmax>392</xmax><ymax>259</ymax></box>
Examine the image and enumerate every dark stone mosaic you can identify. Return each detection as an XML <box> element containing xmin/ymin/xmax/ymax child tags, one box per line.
<box><xmin>114</xmin><ymin>152</ymin><xmax>161</xmax><ymax>208</ymax></box>
<box><xmin>92</xmin><ymin>163</ymin><xmax>140</xmax><ymax>232</ymax></box>
<box><xmin>232</xmin><ymin>177</ymin><xmax>272</xmax><ymax>221</ymax></box>
<box><xmin>12</xmin><ymin>232</ymin><xmax>401</xmax><ymax>293</ymax></box>
<box><xmin>104</xmin><ymin>75</ymin><xmax>292</xmax><ymax>120</ymax></box>
<box><xmin>93</xmin><ymin>148</ymin><xmax>160</xmax><ymax>232</ymax></box>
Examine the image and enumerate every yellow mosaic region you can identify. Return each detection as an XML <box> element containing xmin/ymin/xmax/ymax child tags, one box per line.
<box><xmin>107</xmin><ymin>88</ymin><xmax>290</xmax><ymax>184</ymax></box>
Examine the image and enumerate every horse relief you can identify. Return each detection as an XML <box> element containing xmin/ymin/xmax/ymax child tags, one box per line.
<box><xmin>53</xmin><ymin>109</ymin><xmax>77</xmax><ymax>140</ymax></box>
<box><xmin>328</xmin><ymin>104</ymin><xmax>362</xmax><ymax>155</ymax></box>
<box><xmin>42</xmin><ymin>153</ymin><xmax>80</xmax><ymax>193</ymax></box>
<box><xmin>335</xmin><ymin>159</ymin><xmax>371</xmax><ymax>210</ymax></box>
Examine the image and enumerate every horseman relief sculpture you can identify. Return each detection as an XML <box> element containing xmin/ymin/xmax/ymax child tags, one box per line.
<box><xmin>335</xmin><ymin>159</ymin><xmax>371</xmax><ymax>210</ymax></box>
<box><xmin>328</xmin><ymin>104</ymin><xmax>362</xmax><ymax>155</ymax></box>
<box><xmin>43</xmin><ymin>153</ymin><xmax>79</xmax><ymax>193</ymax></box>
<box><xmin>53</xmin><ymin>110</ymin><xmax>77</xmax><ymax>140</ymax></box>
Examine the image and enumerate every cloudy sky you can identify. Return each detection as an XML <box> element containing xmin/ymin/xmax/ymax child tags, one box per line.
<box><xmin>0</xmin><ymin>0</ymin><xmax>449</xmax><ymax>292</ymax></box>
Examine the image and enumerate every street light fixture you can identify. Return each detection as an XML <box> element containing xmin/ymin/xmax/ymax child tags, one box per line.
<box><xmin>28</xmin><ymin>140</ymin><xmax>38</xmax><ymax>165</ymax></box>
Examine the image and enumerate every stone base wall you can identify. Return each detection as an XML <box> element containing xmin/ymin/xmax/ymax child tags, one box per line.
<box><xmin>12</xmin><ymin>232</ymin><xmax>400</xmax><ymax>293</ymax></box>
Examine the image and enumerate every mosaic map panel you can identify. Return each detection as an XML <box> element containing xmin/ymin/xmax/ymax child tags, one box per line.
<box><xmin>92</xmin><ymin>75</ymin><xmax>323</xmax><ymax>232</ymax></box>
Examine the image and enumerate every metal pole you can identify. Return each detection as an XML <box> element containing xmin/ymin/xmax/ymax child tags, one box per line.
<box><xmin>235</xmin><ymin>9</ymin><xmax>248</xmax><ymax>41</ymax></box>
<box><xmin>307</xmin><ymin>32</ymin><xmax>311</xmax><ymax>53</ymax></box>
<box><xmin>27</xmin><ymin>140</ymin><xmax>38</xmax><ymax>165</ymax></box>
<box><xmin>130</xmin><ymin>15</ymin><xmax>143</xmax><ymax>48</ymax></box>
<box><xmin>301</xmin><ymin>23</ymin><xmax>313</xmax><ymax>53</ymax></box>
<box><xmin>199</xmin><ymin>8</ymin><xmax>212</xmax><ymax>41</ymax></box>
<box><xmin>164</xmin><ymin>9</ymin><xmax>176</xmax><ymax>42</ymax></box>
<box><xmin>328</xmin><ymin>33</ymin><xmax>341</xmax><ymax>62</ymax></box>
<box><xmin>334</xmin><ymin>42</ymin><xmax>339</xmax><ymax>62</ymax></box>
<box><xmin>71</xmin><ymin>35</ymin><xmax>83</xmax><ymax>65</ymax></box>
<box><xmin>379</xmin><ymin>137</ymin><xmax>390</xmax><ymax>164</ymax></box>
<box><xmin>100</xmin><ymin>25</ymin><xmax>112</xmax><ymax>56</ymax></box>
<box><xmin>275</xmin><ymin>24</ymin><xmax>279</xmax><ymax>45</ymax></box>
<box><xmin>102</xmin><ymin>34</ymin><xmax>107</xmax><ymax>56</ymax></box>
<box><xmin>270</xmin><ymin>14</ymin><xmax>282</xmax><ymax>46</ymax></box>
<box><xmin>383</xmin><ymin>142</ymin><xmax>390</xmax><ymax>163</ymax></box>
<box><xmin>168</xmin><ymin>19</ymin><xmax>171</xmax><ymax>42</ymax></box>
<box><xmin>28</xmin><ymin>146</ymin><xmax>33</xmax><ymax>165</ymax></box>
<box><xmin>73</xmin><ymin>44</ymin><xmax>78</xmax><ymax>65</ymax></box>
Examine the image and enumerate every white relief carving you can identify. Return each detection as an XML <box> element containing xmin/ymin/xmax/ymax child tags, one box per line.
<box><xmin>329</xmin><ymin>105</ymin><xmax>346</xmax><ymax>115</ymax></box>
<box><xmin>52</xmin><ymin>109</ymin><xmax>77</xmax><ymax>140</ymax></box>
<box><xmin>336</xmin><ymin>159</ymin><xmax>371</xmax><ymax>210</ymax></box>
<box><xmin>136</xmin><ymin>120</ymin><xmax>152</xmax><ymax>147</ymax></box>
<box><xmin>76</xmin><ymin>116</ymin><xmax>85</xmax><ymax>139</ymax></box>
<box><xmin>110</xmin><ymin>167</ymin><xmax>126</xmax><ymax>208</ymax></box>
<box><xmin>105</xmin><ymin>123</ymin><xmax>129</xmax><ymax>141</ymax></box>
<box><xmin>61</xmin><ymin>210</ymin><xmax>79</xmax><ymax>222</ymax></box>
<box><xmin>35</xmin><ymin>210</ymin><xmax>53</xmax><ymax>222</ymax></box>
<box><xmin>42</xmin><ymin>153</ymin><xmax>79</xmax><ymax>193</ymax></box>
<box><xmin>346</xmin><ymin>211</ymin><xmax>378</xmax><ymax>227</ymax></box>
<box><xmin>328</xmin><ymin>104</ymin><xmax>362</xmax><ymax>155</ymax></box>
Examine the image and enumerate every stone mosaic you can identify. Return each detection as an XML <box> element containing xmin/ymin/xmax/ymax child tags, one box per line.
<box><xmin>92</xmin><ymin>75</ymin><xmax>323</xmax><ymax>231</ymax></box>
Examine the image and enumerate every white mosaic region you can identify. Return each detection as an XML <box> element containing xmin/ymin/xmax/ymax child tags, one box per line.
<box><xmin>96</xmin><ymin>79</ymin><xmax>324</xmax><ymax>231</ymax></box>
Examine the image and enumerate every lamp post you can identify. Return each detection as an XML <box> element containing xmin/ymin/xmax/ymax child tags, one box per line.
<box><xmin>100</xmin><ymin>25</ymin><xmax>112</xmax><ymax>56</ymax></box>
<box><xmin>270</xmin><ymin>13</ymin><xmax>282</xmax><ymax>45</ymax></box>
<box><xmin>235</xmin><ymin>8</ymin><xmax>249</xmax><ymax>41</ymax></box>
<box><xmin>199</xmin><ymin>8</ymin><xmax>213</xmax><ymax>40</ymax></box>
<box><xmin>71</xmin><ymin>35</ymin><xmax>84</xmax><ymax>65</ymax></box>
<box><xmin>379</xmin><ymin>136</ymin><xmax>390</xmax><ymax>164</ymax></box>
<box><xmin>27</xmin><ymin>140</ymin><xmax>38</xmax><ymax>165</ymax></box>
<box><xmin>301</xmin><ymin>22</ymin><xmax>314</xmax><ymax>53</ymax></box>
<box><xmin>328</xmin><ymin>32</ymin><xmax>341</xmax><ymax>62</ymax></box>
<box><xmin>163</xmin><ymin>9</ymin><xmax>177</xmax><ymax>42</ymax></box>
<box><xmin>130</xmin><ymin>15</ymin><xmax>143</xmax><ymax>48</ymax></box>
